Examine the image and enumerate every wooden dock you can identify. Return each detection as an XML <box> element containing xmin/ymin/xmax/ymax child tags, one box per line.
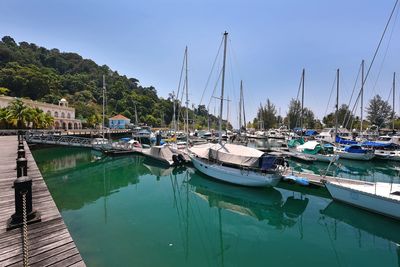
<box><xmin>282</xmin><ymin>168</ymin><xmax>365</xmax><ymax>187</ymax></box>
<box><xmin>0</xmin><ymin>136</ymin><xmax>85</xmax><ymax>266</ymax></box>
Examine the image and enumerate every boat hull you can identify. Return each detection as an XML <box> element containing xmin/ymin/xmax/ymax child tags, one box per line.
<box><xmin>335</xmin><ymin>151</ymin><xmax>375</xmax><ymax>161</ymax></box>
<box><xmin>325</xmin><ymin>182</ymin><xmax>400</xmax><ymax>220</ymax></box>
<box><xmin>190</xmin><ymin>156</ymin><xmax>281</xmax><ymax>187</ymax></box>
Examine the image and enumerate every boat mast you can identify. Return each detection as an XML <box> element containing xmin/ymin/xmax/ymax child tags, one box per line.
<box><xmin>240</xmin><ymin>81</ymin><xmax>247</xmax><ymax>133</ymax></box>
<box><xmin>335</xmin><ymin>68</ymin><xmax>339</xmax><ymax>142</ymax></box>
<box><xmin>238</xmin><ymin>85</ymin><xmax>242</xmax><ymax>134</ymax></box>
<box><xmin>172</xmin><ymin>91</ymin><xmax>176</xmax><ymax>132</ymax></box>
<box><xmin>219</xmin><ymin>31</ymin><xmax>228</xmax><ymax>143</ymax></box>
<box><xmin>102</xmin><ymin>75</ymin><xmax>106</xmax><ymax>137</ymax></box>
<box><xmin>185</xmin><ymin>46</ymin><xmax>189</xmax><ymax>143</ymax></box>
<box><xmin>226</xmin><ymin>95</ymin><xmax>230</xmax><ymax>127</ymax></box>
<box><xmin>301</xmin><ymin>68</ymin><xmax>305</xmax><ymax>135</ymax></box>
<box><xmin>361</xmin><ymin>60</ymin><xmax>364</xmax><ymax>134</ymax></box>
<box><xmin>393</xmin><ymin>72</ymin><xmax>396</xmax><ymax>132</ymax></box>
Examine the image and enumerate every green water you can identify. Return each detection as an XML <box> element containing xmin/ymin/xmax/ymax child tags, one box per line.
<box><xmin>32</xmin><ymin>147</ymin><xmax>400</xmax><ymax>267</ymax></box>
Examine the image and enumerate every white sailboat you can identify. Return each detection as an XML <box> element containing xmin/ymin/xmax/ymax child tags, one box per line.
<box><xmin>325</xmin><ymin>179</ymin><xmax>400</xmax><ymax>220</ymax></box>
<box><xmin>189</xmin><ymin>32</ymin><xmax>285</xmax><ymax>187</ymax></box>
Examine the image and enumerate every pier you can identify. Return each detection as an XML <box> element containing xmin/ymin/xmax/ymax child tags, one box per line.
<box><xmin>0</xmin><ymin>136</ymin><xmax>85</xmax><ymax>266</ymax></box>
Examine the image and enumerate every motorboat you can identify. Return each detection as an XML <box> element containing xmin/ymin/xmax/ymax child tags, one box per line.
<box><xmin>325</xmin><ymin>179</ymin><xmax>400</xmax><ymax>220</ymax></box>
<box><xmin>142</xmin><ymin>145</ymin><xmax>189</xmax><ymax>167</ymax></box>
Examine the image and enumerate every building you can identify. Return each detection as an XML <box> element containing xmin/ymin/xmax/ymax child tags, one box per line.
<box><xmin>109</xmin><ymin>114</ymin><xmax>130</xmax><ymax>129</ymax></box>
<box><xmin>0</xmin><ymin>96</ymin><xmax>82</xmax><ymax>130</ymax></box>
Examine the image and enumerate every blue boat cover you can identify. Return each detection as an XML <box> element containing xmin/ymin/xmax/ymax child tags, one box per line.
<box><xmin>259</xmin><ymin>156</ymin><xmax>285</xmax><ymax>171</ymax></box>
<box><xmin>362</xmin><ymin>141</ymin><xmax>396</xmax><ymax>148</ymax></box>
<box><xmin>344</xmin><ymin>145</ymin><xmax>366</xmax><ymax>154</ymax></box>
<box><xmin>336</xmin><ymin>136</ymin><xmax>357</xmax><ymax>145</ymax></box>
<box><xmin>120</xmin><ymin>137</ymin><xmax>131</xmax><ymax>142</ymax></box>
<box><xmin>305</xmin><ymin>130</ymin><xmax>318</xmax><ymax>136</ymax></box>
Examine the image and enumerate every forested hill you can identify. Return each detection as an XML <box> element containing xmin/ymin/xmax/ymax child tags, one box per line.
<box><xmin>0</xmin><ymin>36</ymin><xmax>222</xmax><ymax>129</ymax></box>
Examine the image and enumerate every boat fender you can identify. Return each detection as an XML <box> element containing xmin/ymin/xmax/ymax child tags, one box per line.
<box><xmin>177</xmin><ymin>154</ymin><xmax>186</xmax><ymax>165</ymax></box>
<box><xmin>172</xmin><ymin>154</ymin><xmax>180</xmax><ymax>165</ymax></box>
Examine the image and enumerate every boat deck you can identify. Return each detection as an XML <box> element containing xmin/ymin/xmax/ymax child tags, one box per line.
<box><xmin>0</xmin><ymin>136</ymin><xmax>85</xmax><ymax>267</ymax></box>
<box><xmin>327</xmin><ymin>180</ymin><xmax>400</xmax><ymax>200</ymax></box>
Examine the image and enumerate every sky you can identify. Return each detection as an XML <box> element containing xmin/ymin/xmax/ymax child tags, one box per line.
<box><xmin>1</xmin><ymin>0</ymin><xmax>400</xmax><ymax>127</ymax></box>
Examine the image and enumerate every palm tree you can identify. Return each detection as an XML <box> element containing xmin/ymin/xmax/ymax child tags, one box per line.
<box><xmin>6</xmin><ymin>99</ymin><xmax>32</xmax><ymax>129</ymax></box>
<box><xmin>0</xmin><ymin>108</ymin><xmax>9</xmax><ymax>128</ymax></box>
<box><xmin>43</xmin><ymin>113</ymin><xmax>54</xmax><ymax>129</ymax></box>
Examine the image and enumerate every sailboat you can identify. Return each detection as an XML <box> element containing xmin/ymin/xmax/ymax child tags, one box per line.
<box><xmin>189</xmin><ymin>32</ymin><xmax>286</xmax><ymax>187</ymax></box>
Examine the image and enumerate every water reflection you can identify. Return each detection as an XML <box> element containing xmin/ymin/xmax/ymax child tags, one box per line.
<box><xmin>188</xmin><ymin>174</ymin><xmax>309</xmax><ymax>229</ymax></box>
<box><xmin>32</xmin><ymin>147</ymin><xmax>400</xmax><ymax>267</ymax></box>
<box><xmin>320</xmin><ymin>201</ymin><xmax>400</xmax><ymax>245</ymax></box>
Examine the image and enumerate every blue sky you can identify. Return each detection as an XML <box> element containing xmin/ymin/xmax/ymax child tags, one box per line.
<box><xmin>1</xmin><ymin>0</ymin><xmax>399</xmax><ymax>127</ymax></box>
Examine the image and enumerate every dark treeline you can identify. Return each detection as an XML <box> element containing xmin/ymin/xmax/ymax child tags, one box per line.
<box><xmin>0</xmin><ymin>36</ymin><xmax>226</xmax><ymax>129</ymax></box>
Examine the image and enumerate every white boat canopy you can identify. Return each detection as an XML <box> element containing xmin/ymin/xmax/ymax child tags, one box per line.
<box><xmin>297</xmin><ymin>141</ymin><xmax>319</xmax><ymax>150</ymax></box>
<box><xmin>190</xmin><ymin>143</ymin><xmax>264</xmax><ymax>167</ymax></box>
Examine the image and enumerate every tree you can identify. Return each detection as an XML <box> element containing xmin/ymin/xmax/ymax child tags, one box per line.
<box><xmin>322</xmin><ymin>104</ymin><xmax>355</xmax><ymax>129</ymax></box>
<box><xmin>257</xmin><ymin>99</ymin><xmax>277</xmax><ymax>129</ymax></box>
<box><xmin>367</xmin><ymin>95</ymin><xmax>392</xmax><ymax>128</ymax></box>
<box><xmin>6</xmin><ymin>99</ymin><xmax>32</xmax><ymax>128</ymax></box>
<box><xmin>0</xmin><ymin>87</ymin><xmax>9</xmax><ymax>95</ymax></box>
<box><xmin>286</xmin><ymin>98</ymin><xmax>301</xmax><ymax>129</ymax></box>
<box><xmin>303</xmin><ymin>108</ymin><xmax>316</xmax><ymax>128</ymax></box>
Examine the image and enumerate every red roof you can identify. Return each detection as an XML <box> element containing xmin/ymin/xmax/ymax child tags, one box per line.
<box><xmin>109</xmin><ymin>114</ymin><xmax>130</xmax><ymax>120</ymax></box>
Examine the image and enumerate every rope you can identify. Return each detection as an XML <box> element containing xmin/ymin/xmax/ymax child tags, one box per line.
<box><xmin>349</xmin><ymin>0</ymin><xmax>399</xmax><ymax>118</ymax></box>
<box><xmin>342</xmin><ymin>63</ymin><xmax>362</xmax><ymax>128</ymax></box>
<box><xmin>199</xmin><ymin>37</ymin><xmax>224</xmax><ymax>106</ymax></box>
<box><xmin>22</xmin><ymin>191</ymin><xmax>29</xmax><ymax>267</ymax></box>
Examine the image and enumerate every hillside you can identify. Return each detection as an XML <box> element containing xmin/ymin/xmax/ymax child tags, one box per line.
<box><xmin>0</xmin><ymin>36</ymin><xmax>225</xmax><ymax>129</ymax></box>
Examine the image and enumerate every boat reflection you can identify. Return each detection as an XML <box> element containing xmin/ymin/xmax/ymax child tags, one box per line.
<box><xmin>188</xmin><ymin>175</ymin><xmax>309</xmax><ymax>229</ymax></box>
<box><xmin>143</xmin><ymin>159</ymin><xmax>186</xmax><ymax>180</ymax></box>
<box><xmin>320</xmin><ymin>201</ymin><xmax>400</xmax><ymax>245</ymax></box>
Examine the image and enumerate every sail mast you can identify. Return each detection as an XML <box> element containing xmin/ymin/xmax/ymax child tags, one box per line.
<box><xmin>242</xmin><ymin>82</ymin><xmax>246</xmax><ymax>134</ymax></box>
<box><xmin>361</xmin><ymin>60</ymin><xmax>364</xmax><ymax>134</ymax></box>
<box><xmin>393</xmin><ymin>72</ymin><xmax>396</xmax><ymax>132</ymax></box>
<box><xmin>335</xmin><ymin>68</ymin><xmax>339</xmax><ymax>142</ymax></box>
<box><xmin>219</xmin><ymin>31</ymin><xmax>228</xmax><ymax>143</ymax></box>
<box><xmin>300</xmin><ymin>68</ymin><xmax>305</xmax><ymax>135</ymax></box>
<box><xmin>238</xmin><ymin>84</ymin><xmax>242</xmax><ymax>134</ymax></box>
<box><xmin>185</xmin><ymin>46</ymin><xmax>189</xmax><ymax>139</ymax></box>
<box><xmin>102</xmin><ymin>75</ymin><xmax>106</xmax><ymax>137</ymax></box>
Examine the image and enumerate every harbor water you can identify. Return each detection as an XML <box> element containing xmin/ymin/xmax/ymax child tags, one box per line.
<box><xmin>32</xmin><ymin>146</ymin><xmax>400</xmax><ymax>267</ymax></box>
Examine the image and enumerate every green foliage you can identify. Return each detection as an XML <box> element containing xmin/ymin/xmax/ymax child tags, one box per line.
<box><xmin>0</xmin><ymin>87</ymin><xmax>9</xmax><ymax>95</ymax></box>
<box><xmin>367</xmin><ymin>95</ymin><xmax>392</xmax><ymax>128</ymax></box>
<box><xmin>0</xmin><ymin>36</ymin><xmax>214</xmax><ymax>129</ymax></box>
<box><xmin>286</xmin><ymin>98</ymin><xmax>301</xmax><ymax>129</ymax></box>
<box><xmin>2</xmin><ymin>99</ymin><xmax>53</xmax><ymax>129</ymax></box>
<box><xmin>255</xmin><ymin>99</ymin><xmax>277</xmax><ymax>129</ymax></box>
<box><xmin>322</xmin><ymin>104</ymin><xmax>354</xmax><ymax>129</ymax></box>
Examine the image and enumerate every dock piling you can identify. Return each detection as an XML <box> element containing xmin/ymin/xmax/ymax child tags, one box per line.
<box><xmin>7</xmin><ymin>176</ymin><xmax>41</xmax><ymax>230</ymax></box>
<box><xmin>16</xmin><ymin>157</ymin><xmax>28</xmax><ymax>178</ymax></box>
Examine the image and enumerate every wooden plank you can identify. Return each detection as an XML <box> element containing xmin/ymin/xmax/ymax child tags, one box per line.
<box><xmin>7</xmin><ymin>241</ymin><xmax>76</xmax><ymax>267</ymax></box>
<box><xmin>0</xmin><ymin>136</ymin><xmax>85</xmax><ymax>266</ymax></box>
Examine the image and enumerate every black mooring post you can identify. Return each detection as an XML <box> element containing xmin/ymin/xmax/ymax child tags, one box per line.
<box><xmin>7</xmin><ymin>176</ymin><xmax>41</xmax><ymax>230</ymax></box>
<box><xmin>16</xmin><ymin>157</ymin><xmax>28</xmax><ymax>178</ymax></box>
<box><xmin>17</xmin><ymin>148</ymin><xmax>25</xmax><ymax>159</ymax></box>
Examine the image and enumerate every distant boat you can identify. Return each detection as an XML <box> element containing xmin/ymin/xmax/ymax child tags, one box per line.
<box><xmin>325</xmin><ymin>179</ymin><xmax>400</xmax><ymax>220</ymax></box>
<box><xmin>289</xmin><ymin>140</ymin><xmax>337</xmax><ymax>163</ymax></box>
<box><xmin>334</xmin><ymin>144</ymin><xmax>374</xmax><ymax>161</ymax></box>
